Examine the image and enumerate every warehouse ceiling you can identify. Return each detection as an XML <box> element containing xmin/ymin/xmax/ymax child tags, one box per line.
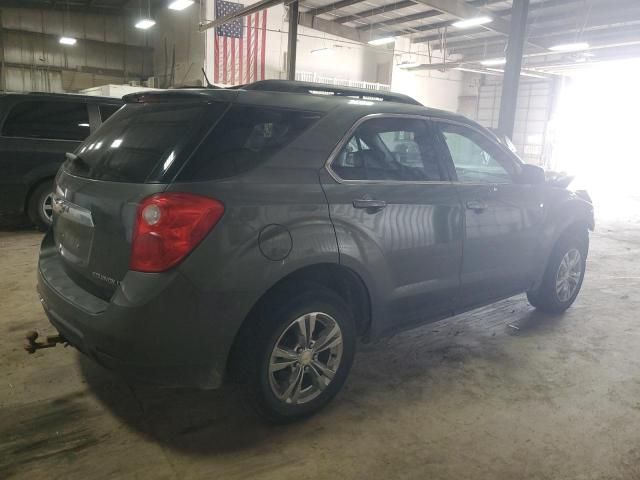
<box><xmin>297</xmin><ymin>0</ymin><xmax>640</xmax><ymax>75</ymax></box>
<box><xmin>2</xmin><ymin>0</ymin><xmax>639</xmax><ymax>75</ymax></box>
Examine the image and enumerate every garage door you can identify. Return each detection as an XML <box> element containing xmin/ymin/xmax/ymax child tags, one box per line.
<box><xmin>473</xmin><ymin>78</ymin><xmax>555</xmax><ymax>167</ymax></box>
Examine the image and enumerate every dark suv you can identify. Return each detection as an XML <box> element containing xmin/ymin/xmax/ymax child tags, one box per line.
<box><xmin>0</xmin><ymin>92</ymin><xmax>122</xmax><ymax>229</ymax></box>
<box><xmin>36</xmin><ymin>81</ymin><xmax>594</xmax><ymax>422</ymax></box>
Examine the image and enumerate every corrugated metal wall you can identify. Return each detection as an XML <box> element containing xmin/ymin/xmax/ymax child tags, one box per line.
<box><xmin>472</xmin><ymin>77</ymin><xmax>557</xmax><ymax>167</ymax></box>
<box><xmin>0</xmin><ymin>7</ymin><xmax>153</xmax><ymax>93</ymax></box>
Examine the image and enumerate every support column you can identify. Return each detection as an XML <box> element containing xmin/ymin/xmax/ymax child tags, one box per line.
<box><xmin>287</xmin><ymin>0</ymin><xmax>298</xmax><ymax>80</ymax></box>
<box><xmin>498</xmin><ymin>0</ymin><xmax>530</xmax><ymax>138</ymax></box>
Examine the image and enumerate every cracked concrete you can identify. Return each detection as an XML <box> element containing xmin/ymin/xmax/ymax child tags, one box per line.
<box><xmin>1</xmin><ymin>209</ymin><xmax>640</xmax><ymax>479</ymax></box>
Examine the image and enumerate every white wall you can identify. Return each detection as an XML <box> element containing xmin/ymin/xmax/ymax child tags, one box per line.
<box><xmin>389</xmin><ymin>39</ymin><xmax>465</xmax><ymax>112</ymax></box>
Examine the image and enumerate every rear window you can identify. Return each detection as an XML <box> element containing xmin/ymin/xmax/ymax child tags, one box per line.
<box><xmin>2</xmin><ymin>100</ymin><xmax>90</xmax><ymax>141</ymax></box>
<box><xmin>177</xmin><ymin>105</ymin><xmax>322</xmax><ymax>181</ymax></box>
<box><xmin>64</xmin><ymin>102</ymin><xmax>227</xmax><ymax>183</ymax></box>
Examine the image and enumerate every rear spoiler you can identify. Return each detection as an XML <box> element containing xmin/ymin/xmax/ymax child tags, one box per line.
<box><xmin>122</xmin><ymin>89</ymin><xmax>235</xmax><ymax>103</ymax></box>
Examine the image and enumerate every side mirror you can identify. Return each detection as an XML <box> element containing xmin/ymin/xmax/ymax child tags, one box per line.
<box><xmin>518</xmin><ymin>164</ymin><xmax>546</xmax><ymax>185</ymax></box>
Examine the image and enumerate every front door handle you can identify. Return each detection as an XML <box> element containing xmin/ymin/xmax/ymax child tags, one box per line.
<box><xmin>466</xmin><ymin>200</ymin><xmax>488</xmax><ymax>212</ymax></box>
<box><xmin>353</xmin><ymin>199</ymin><xmax>387</xmax><ymax>210</ymax></box>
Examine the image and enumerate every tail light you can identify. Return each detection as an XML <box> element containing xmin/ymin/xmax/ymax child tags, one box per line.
<box><xmin>130</xmin><ymin>193</ymin><xmax>224</xmax><ymax>273</ymax></box>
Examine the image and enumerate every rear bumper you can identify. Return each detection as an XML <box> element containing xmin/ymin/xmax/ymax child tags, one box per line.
<box><xmin>37</xmin><ymin>231</ymin><xmax>239</xmax><ymax>389</ymax></box>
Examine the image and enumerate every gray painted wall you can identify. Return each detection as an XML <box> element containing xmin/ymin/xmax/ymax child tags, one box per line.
<box><xmin>0</xmin><ymin>7</ymin><xmax>154</xmax><ymax>92</ymax></box>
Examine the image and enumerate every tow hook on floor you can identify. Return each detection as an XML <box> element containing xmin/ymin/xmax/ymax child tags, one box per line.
<box><xmin>24</xmin><ymin>330</ymin><xmax>68</xmax><ymax>354</ymax></box>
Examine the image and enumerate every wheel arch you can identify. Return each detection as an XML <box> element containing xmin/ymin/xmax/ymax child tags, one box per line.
<box><xmin>226</xmin><ymin>263</ymin><xmax>372</xmax><ymax>378</ymax></box>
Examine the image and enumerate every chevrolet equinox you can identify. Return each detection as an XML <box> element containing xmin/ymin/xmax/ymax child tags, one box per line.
<box><xmin>37</xmin><ymin>80</ymin><xmax>594</xmax><ymax>422</ymax></box>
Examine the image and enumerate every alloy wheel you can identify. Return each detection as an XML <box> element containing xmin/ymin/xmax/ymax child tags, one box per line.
<box><xmin>268</xmin><ymin>312</ymin><xmax>343</xmax><ymax>405</ymax></box>
<box><xmin>556</xmin><ymin>248</ymin><xmax>582</xmax><ymax>302</ymax></box>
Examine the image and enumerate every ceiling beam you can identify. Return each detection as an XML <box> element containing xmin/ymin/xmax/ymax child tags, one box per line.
<box><xmin>353</xmin><ymin>8</ymin><xmax>441</xmax><ymax>30</ymax></box>
<box><xmin>409</xmin><ymin>0</ymin><xmax>513</xmax><ymax>36</ymax></box>
<box><xmin>335</xmin><ymin>1</ymin><xmax>418</xmax><ymax>25</ymax></box>
<box><xmin>298</xmin><ymin>11</ymin><xmax>369</xmax><ymax>42</ymax></box>
<box><xmin>411</xmin><ymin>0</ymin><xmax>633</xmax><ymax>44</ymax></box>
<box><xmin>303</xmin><ymin>0</ymin><xmax>364</xmax><ymax>18</ymax></box>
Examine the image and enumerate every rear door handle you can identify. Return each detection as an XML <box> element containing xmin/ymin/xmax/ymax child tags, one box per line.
<box><xmin>466</xmin><ymin>200</ymin><xmax>488</xmax><ymax>212</ymax></box>
<box><xmin>353</xmin><ymin>199</ymin><xmax>387</xmax><ymax>210</ymax></box>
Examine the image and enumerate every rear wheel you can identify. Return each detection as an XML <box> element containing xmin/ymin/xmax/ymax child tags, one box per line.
<box><xmin>27</xmin><ymin>180</ymin><xmax>54</xmax><ymax>231</ymax></box>
<box><xmin>235</xmin><ymin>285</ymin><xmax>356</xmax><ymax>423</ymax></box>
<box><xmin>527</xmin><ymin>227</ymin><xmax>588</xmax><ymax>313</ymax></box>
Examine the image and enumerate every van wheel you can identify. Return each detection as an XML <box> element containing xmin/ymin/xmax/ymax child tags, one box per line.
<box><xmin>236</xmin><ymin>285</ymin><xmax>356</xmax><ymax>423</ymax></box>
<box><xmin>527</xmin><ymin>227</ymin><xmax>588</xmax><ymax>313</ymax></box>
<box><xmin>27</xmin><ymin>180</ymin><xmax>54</xmax><ymax>231</ymax></box>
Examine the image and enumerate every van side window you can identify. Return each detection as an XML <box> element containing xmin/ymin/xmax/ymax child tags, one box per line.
<box><xmin>331</xmin><ymin>117</ymin><xmax>444</xmax><ymax>182</ymax></box>
<box><xmin>1</xmin><ymin>100</ymin><xmax>90</xmax><ymax>141</ymax></box>
<box><xmin>99</xmin><ymin>104</ymin><xmax>121</xmax><ymax>122</ymax></box>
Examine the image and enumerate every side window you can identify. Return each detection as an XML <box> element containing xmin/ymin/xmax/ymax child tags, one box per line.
<box><xmin>436</xmin><ymin>122</ymin><xmax>517</xmax><ymax>184</ymax></box>
<box><xmin>99</xmin><ymin>104</ymin><xmax>121</xmax><ymax>122</ymax></box>
<box><xmin>331</xmin><ymin>117</ymin><xmax>444</xmax><ymax>181</ymax></box>
<box><xmin>1</xmin><ymin>100</ymin><xmax>90</xmax><ymax>141</ymax></box>
<box><xmin>177</xmin><ymin>106</ymin><xmax>322</xmax><ymax>180</ymax></box>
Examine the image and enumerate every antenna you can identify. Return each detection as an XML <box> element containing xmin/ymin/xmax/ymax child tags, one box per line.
<box><xmin>202</xmin><ymin>67</ymin><xmax>214</xmax><ymax>88</ymax></box>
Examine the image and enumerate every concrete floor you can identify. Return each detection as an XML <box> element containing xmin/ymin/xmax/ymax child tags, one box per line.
<box><xmin>2</xmin><ymin>211</ymin><xmax>640</xmax><ymax>480</ymax></box>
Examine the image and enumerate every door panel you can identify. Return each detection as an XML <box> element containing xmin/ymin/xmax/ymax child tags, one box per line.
<box><xmin>433</xmin><ymin>120</ymin><xmax>545</xmax><ymax>310</ymax></box>
<box><xmin>321</xmin><ymin>115</ymin><xmax>463</xmax><ymax>333</ymax></box>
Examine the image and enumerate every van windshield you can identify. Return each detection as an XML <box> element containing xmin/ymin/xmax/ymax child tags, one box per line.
<box><xmin>64</xmin><ymin>102</ymin><xmax>227</xmax><ymax>183</ymax></box>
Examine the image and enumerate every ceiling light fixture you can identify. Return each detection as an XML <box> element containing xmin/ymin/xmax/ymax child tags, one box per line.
<box><xmin>480</xmin><ymin>57</ymin><xmax>506</xmax><ymax>66</ymax></box>
<box><xmin>59</xmin><ymin>36</ymin><xmax>77</xmax><ymax>46</ymax></box>
<box><xmin>549</xmin><ymin>42</ymin><xmax>590</xmax><ymax>52</ymax></box>
<box><xmin>368</xmin><ymin>37</ymin><xmax>395</xmax><ymax>46</ymax></box>
<box><xmin>169</xmin><ymin>0</ymin><xmax>194</xmax><ymax>10</ymax></box>
<box><xmin>398</xmin><ymin>62</ymin><xmax>421</xmax><ymax>69</ymax></box>
<box><xmin>135</xmin><ymin>18</ymin><xmax>156</xmax><ymax>29</ymax></box>
<box><xmin>311</xmin><ymin>47</ymin><xmax>333</xmax><ymax>55</ymax></box>
<box><xmin>451</xmin><ymin>16</ymin><xmax>492</xmax><ymax>29</ymax></box>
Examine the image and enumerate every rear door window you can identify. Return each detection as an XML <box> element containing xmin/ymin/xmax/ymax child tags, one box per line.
<box><xmin>1</xmin><ymin>100</ymin><xmax>90</xmax><ymax>141</ymax></box>
<box><xmin>177</xmin><ymin>106</ymin><xmax>322</xmax><ymax>180</ymax></box>
<box><xmin>331</xmin><ymin>117</ymin><xmax>445</xmax><ymax>181</ymax></box>
<box><xmin>65</xmin><ymin>102</ymin><xmax>227</xmax><ymax>183</ymax></box>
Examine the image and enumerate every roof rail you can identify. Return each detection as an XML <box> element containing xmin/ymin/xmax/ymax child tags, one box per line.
<box><xmin>238</xmin><ymin>80</ymin><xmax>422</xmax><ymax>106</ymax></box>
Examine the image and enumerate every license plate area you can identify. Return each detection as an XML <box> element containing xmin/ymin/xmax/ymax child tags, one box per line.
<box><xmin>52</xmin><ymin>195</ymin><xmax>95</xmax><ymax>267</ymax></box>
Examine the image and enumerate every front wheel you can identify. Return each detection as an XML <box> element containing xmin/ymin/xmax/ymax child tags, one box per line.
<box><xmin>527</xmin><ymin>227</ymin><xmax>588</xmax><ymax>313</ymax></box>
<box><xmin>236</xmin><ymin>286</ymin><xmax>356</xmax><ymax>423</ymax></box>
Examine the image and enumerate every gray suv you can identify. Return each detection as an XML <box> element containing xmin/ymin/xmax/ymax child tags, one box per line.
<box><xmin>37</xmin><ymin>81</ymin><xmax>594</xmax><ymax>422</ymax></box>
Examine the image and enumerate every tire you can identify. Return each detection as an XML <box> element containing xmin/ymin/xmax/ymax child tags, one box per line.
<box><xmin>233</xmin><ymin>284</ymin><xmax>356</xmax><ymax>423</ymax></box>
<box><xmin>527</xmin><ymin>226</ymin><xmax>589</xmax><ymax>313</ymax></box>
<box><xmin>27</xmin><ymin>180</ymin><xmax>54</xmax><ymax>232</ymax></box>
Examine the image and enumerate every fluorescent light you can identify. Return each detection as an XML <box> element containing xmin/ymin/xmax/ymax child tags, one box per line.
<box><xmin>451</xmin><ymin>16</ymin><xmax>492</xmax><ymax>29</ymax></box>
<box><xmin>398</xmin><ymin>62</ymin><xmax>421</xmax><ymax>69</ymax></box>
<box><xmin>480</xmin><ymin>57</ymin><xmax>506</xmax><ymax>66</ymax></box>
<box><xmin>368</xmin><ymin>37</ymin><xmax>395</xmax><ymax>46</ymax></box>
<box><xmin>549</xmin><ymin>42</ymin><xmax>589</xmax><ymax>52</ymax></box>
<box><xmin>78</xmin><ymin>123</ymin><xmax>90</xmax><ymax>127</ymax></box>
<box><xmin>59</xmin><ymin>36</ymin><xmax>77</xmax><ymax>46</ymax></box>
<box><xmin>135</xmin><ymin>18</ymin><xmax>156</xmax><ymax>30</ymax></box>
<box><xmin>168</xmin><ymin>0</ymin><xmax>194</xmax><ymax>10</ymax></box>
<box><xmin>454</xmin><ymin>67</ymin><xmax>503</xmax><ymax>76</ymax></box>
<box><xmin>310</xmin><ymin>47</ymin><xmax>332</xmax><ymax>56</ymax></box>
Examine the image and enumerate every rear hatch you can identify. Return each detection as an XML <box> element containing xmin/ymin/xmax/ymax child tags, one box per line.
<box><xmin>53</xmin><ymin>94</ymin><xmax>229</xmax><ymax>299</ymax></box>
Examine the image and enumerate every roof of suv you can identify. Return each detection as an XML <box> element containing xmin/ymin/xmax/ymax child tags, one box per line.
<box><xmin>122</xmin><ymin>79</ymin><xmax>469</xmax><ymax>123</ymax></box>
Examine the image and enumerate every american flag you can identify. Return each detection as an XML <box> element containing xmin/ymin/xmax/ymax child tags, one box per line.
<box><xmin>212</xmin><ymin>0</ymin><xmax>267</xmax><ymax>85</ymax></box>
